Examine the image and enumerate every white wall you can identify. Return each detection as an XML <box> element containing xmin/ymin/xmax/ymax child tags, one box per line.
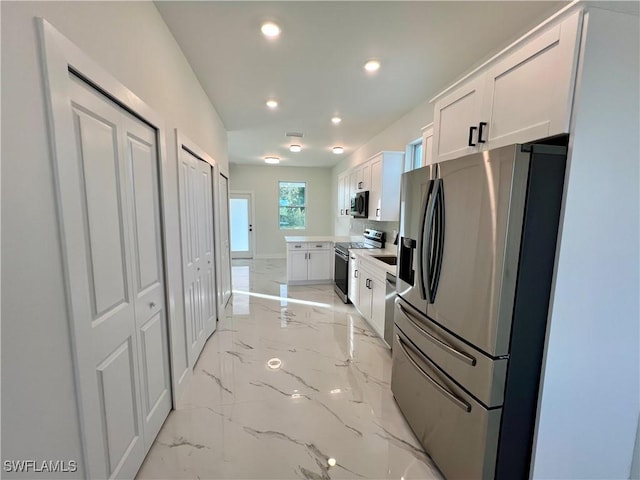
<box><xmin>332</xmin><ymin>97</ymin><xmax>434</xmax><ymax>236</ymax></box>
<box><xmin>1</xmin><ymin>1</ymin><xmax>228</xmax><ymax>477</ymax></box>
<box><xmin>229</xmin><ymin>165</ymin><xmax>332</xmax><ymax>258</ymax></box>
<box><xmin>531</xmin><ymin>7</ymin><xmax>639</xmax><ymax>479</ymax></box>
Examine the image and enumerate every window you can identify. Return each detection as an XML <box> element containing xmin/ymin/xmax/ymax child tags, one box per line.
<box><xmin>405</xmin><ymin>138</ymin><xmax>423</xmax><ymax>172</ymax></box>
<box><xmin>412</xmin><ymin>141</ymin><xmax>423</xmax><ymax>170</ymax></box>
<box><xmin>279</xmin><ymin>181</ymin><xmax>306</xmax><ymax>229</ymax></box>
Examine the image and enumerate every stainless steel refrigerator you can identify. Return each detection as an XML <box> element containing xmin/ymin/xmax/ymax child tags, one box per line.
<box><xmin>391</xmin><ymin>142</ymin><xmax>568</xmax><ymax>480</ymax></box>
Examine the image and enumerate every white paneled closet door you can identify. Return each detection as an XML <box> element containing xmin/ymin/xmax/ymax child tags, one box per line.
<box><xmin>122</xmin><ymin>111</ymin><xmax>172</xmax><ymax>448</ymax></box>
<box><xmin>178</xmin><ymin>148</ymin><xmax>216</xmax><ymax>366</ymax></box>
<box><xmin>68</xmin><ymin>74</ymin><xmax>170</xmax><ymax>479</ymax></box>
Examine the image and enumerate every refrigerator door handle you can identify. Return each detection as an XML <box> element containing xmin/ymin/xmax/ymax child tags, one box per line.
<box><xmin>417</xmin><ymin>179</ymin><xmax>434</xmax><ymax>300</ymax></box>
<box><xmin>396</xmin><ymin>334</ymin><xmax>472</xmax><ymax>413</ymax></box>
<box><xmin>396</xmin><ymin>303</ymin><xmax>476</xmax><ymax>366</ymax></box>
<box><xmin>430</xmin><ymin>179</ymin><xmax>445</xmax><ymax>301</ymax></box>
<box><xmin>423</xmin><ymin>179</ymin><xmax>440</xmax><ymax>302</ymax></box>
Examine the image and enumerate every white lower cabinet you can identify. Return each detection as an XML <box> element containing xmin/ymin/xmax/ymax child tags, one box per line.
<box><xmin>308</xmin><ymin>249</ymin><xmax>332</xmax><ymax>280</ymax></box>
<box><xmin>354</xmin><ymin>257</ymin><xmax>387</xmax><ymax>340</ymax></box>
<box><xmin>286</xmin><ymin>242</ymin><xmax>332</xmax><ymax>284</ymax></box>
<box><xmin>348</xmin><ymin>253</ymin><xmax>359</xmax><ymax>306</ymax></box>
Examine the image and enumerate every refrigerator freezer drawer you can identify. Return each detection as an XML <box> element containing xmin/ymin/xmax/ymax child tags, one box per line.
<box><xmin>391</xmin><ymin>329</ymin><xmax>501</xmax><ymax>480</ymax></box>
<box><xmin>395</xmin><ymin>296</ymin><xmax>507</xmax><ymax>408</ymax></box>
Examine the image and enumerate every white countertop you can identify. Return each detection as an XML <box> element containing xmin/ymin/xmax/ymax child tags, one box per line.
<box><xmin>350</xmin><ymin>248</ymin><xmax>398</xmax><ymax>276</ymax></box>
<box><xmin>284</xmin><ymin>235</ymin><xmax>351</xmax><ymax>243</ymax></box>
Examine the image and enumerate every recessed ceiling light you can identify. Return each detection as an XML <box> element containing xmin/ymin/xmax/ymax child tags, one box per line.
<box><xmin>266</xmin><ymin>99</ymin><xmax>278</xmax><ymax>109</ymax></box>
<box><xmin>364</xmin><ymin>59</ymin><xmax>381</xmax><ymax>73</ymax></box>
<box><xmin>264</xmin><ymin>156</ymin><xmax>280</xmax><ymax>164</ymax></box>
<box><xmin>331</xmin><ymin>116</ymin><xmax>342</xmax><ymax>125</ymax></box>
<box><xmin>261</xmin><ymin>22</ymin><xmax>281</xmax><ymax>38</ymax></box>
<box><xmin>289</xmin><ymin>145</ymin><xmax>302</xmax><ymax>153</ymax></box>
<box><xmin>332</xmin><ymin>146</ymin><xmax>344</xmax><ymax>155</ymax></box>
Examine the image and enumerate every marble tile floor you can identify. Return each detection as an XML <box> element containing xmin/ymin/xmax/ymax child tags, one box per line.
<box><xmin>137</xmin><ymin>259</ymin><xmax>443</xmax><ymax>480</ymax></box>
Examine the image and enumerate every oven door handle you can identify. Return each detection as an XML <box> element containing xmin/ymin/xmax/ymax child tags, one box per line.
<box><xmin>335</xmin><ymin>250</ymin><xmax>349</xmax><ymax>261</ymax></box>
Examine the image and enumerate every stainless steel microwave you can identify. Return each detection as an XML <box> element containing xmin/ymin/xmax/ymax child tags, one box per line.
<box><xmin>351</xmin><ymin>191</ymin><xmax>369</xmax><ymax>218</ymax></box>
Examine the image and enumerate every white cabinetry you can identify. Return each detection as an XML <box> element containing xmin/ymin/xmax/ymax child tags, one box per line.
<box><xmin>286</xmin><ymin>242</ymin><xmax>333</xmax><ymax>284</ymax></box>
<box><xmin>337</xmin><ymin>152</ymin><xmax>403</xmax><ymax>219</ymax></box>
<box><xmin>337</xmin><ymin>174</ymin><xmax>350</xmax><ymax>216</ymax></box>
<box><xmin>355</xmin><ymin>258</ymin><xmax>387</xmax><ymax>340</ymax></box>
<box><xmin>348</xmin><ymin>253</ymin><xmax>359</xmax><ymax>305</ymax></box>
<box><xmin>432</xmin><ymin>11</ymin><xmax>581</xmax><ymax>163</ymax></box>
<box><xmin>421</xmin><ymin>123</ymin><xmax>434</xmax><ymax>167</ymax></box>
<box><xmin>433</xmin><ymin>75</ymin><xmax>485</xmax><ymax>162</ymax></box>
<box><xmin>368</xmin><ymin>151</ymin><xmax>404</xmax><ymax>221</ymax></box>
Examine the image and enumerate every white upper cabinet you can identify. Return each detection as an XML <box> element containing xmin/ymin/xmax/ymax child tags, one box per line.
<box><xmin>421</xmin><ymin>123</ymin><xmax>435</xmax><ymax>167</ymax></box>
<box><xmin>482</xmin><ymin>12</ymin><xmax>581</xmax><ymax>149</ymax></box>
<box><xmin>368</xmin><ymin>151</ymin><xmax>404</xmax><ymax>221</ymax></box>
<box><xmin>432</xmin><ymin>75</ymin><xmax>485</xmax><ymax>162</ymax></box>
<box><xmin>349</xmin><ymin>163</ymin><xmax>371</xmax><ymax>193</ymax></box>
<box><xmin>432</xmin><ymin>10</ymin><xmax>581</xmax><ymax>163</ymax></box>
<box><xmin>337</xmin><ymin>173</ymin><xmax>349</xmax><ymax>216</ymax></box>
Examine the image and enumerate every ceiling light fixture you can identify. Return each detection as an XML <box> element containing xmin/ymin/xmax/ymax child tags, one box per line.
<box><xmin>364</xmin><ymin>59</ymin><xmax>381</xmax><ymax>73</ymax></box>
<box><xmin>289</xmin><ymin>145</ymin><xmax>302</xmax><ymax>153</ymax></box>
<box><xmin>264</xmin><ymin>156</ymin><xmax>280</xmax><ymax>164</ymax></box>
<box><xmin>261</xmin><ymin>22</ymin><xmax>281</xmax><ymax>38</ymax></box>
<box><xmin>266</xmin><ymin>99</ymin><xmax>278</xmax><ymax>109</ymax></box>
<box><xmin>332</xmin><ymin>146</ymin><xmax>344</xmax><ymax>155</ymax></box>
<box><xmin>331</xmin><ymin>116</ymin><xmax>342</xmax><ymax>125</ymax></box>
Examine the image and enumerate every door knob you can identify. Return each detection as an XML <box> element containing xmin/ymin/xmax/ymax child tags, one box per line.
<box><xmin>149</xmin><ymin>302</ymin><xmax>156</xmax><ymax>309</ymax></box>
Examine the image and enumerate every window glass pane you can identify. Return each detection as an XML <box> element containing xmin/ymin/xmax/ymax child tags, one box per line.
<box><xmin>279</xmin><ymin>207</ymin><xmax>306</xmax><ymax>229</ymax></box>
<box><xmin>230</xmin><ymin>198</ymin><xmax>249</xmax><ymax>251</ymax></box>
<box><xmin>279</xmin><ymin>182</ymin><xmax>306</xmax><ymax>207</ymax></box>
<box><xmin>413</xmin><ymin>143</ymin><xmax>423</xmax><ymax>169</ymax></box>
<box><xmin>279</xmin><ymin>181</ymin><xmax>306</xmax><ymax>229</ymax></box>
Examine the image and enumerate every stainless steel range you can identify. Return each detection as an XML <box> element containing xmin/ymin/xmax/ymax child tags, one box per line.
<box><xmin>334</xmin><ymin>229</ymin><xmax>384</xmax><ymax>303</ymax></box>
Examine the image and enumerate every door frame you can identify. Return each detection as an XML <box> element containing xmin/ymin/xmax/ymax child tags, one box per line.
<box><xmin>175</xmin><ymin>130</ymin><xmax>220</xmax><ymax>366</ymax></box>
<box><xmin>219</xmin><ymin>174</ymin><xmax>233</xmax><ymax>306</ymax></box>
<box><xmin>38</xmin><ymin>18</ymin><xmax>179</xmax><ymax>477</ymax></box>
<box><xmin>230</xmin><ymin>191</ymin><xmax>255</xmax><ymax>259</ymax></box>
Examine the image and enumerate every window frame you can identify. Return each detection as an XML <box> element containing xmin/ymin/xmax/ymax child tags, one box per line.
<box><xmin>278</xmin><ymin>180</ymin><xmax>307</xmax><ymax>230</ymax></box>
<box><xmin>404</xmin><ymin>136</ymin><xmax>423</xmax><ymax>172</ymax></box>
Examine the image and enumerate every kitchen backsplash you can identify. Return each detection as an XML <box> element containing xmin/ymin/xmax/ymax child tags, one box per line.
<box><xmin>336</xmin><ymin>218</ymin><xmax>398</xmax><ymax>252</ymax></box>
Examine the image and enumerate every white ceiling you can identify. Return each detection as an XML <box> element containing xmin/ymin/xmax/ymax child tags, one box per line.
<box><xmin>156</xmin><ymin>1</ymin><xmax>568</xmax><ymax>168</ymax></box>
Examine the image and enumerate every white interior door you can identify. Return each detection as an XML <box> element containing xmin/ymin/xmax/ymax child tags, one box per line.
<box><xmin>122</xmin><ymin>111</ymin><xmax>172</xmax><ymax>450</ymax></box>
<box><xmin>219</xmin><ymin>174</ymin><xmax>232</xmax><ymax>305</ymax></box>
<box><xmin>67</xmin><ymin>73</ymin><xmax>170</xmax><ymax>478</ymax></box>
<box><xmin>178</xmin><ymin>148</ymin><xmax>217</xmax><ymax>366</ymax></box>
<box><xmin>230</xmin><ymin>193</ymin><xmax>253</xmax><ymax>259</ymax></box>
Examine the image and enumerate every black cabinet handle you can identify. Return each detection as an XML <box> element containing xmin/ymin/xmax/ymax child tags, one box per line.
<box><xmin>358</xmin><ymin>181</ymin><xmax>363</xmax><ymax>189</ymax></box>
<box><xmin>478</xmin><ymin>122</ymin><xmax>487</xmax><ymax>144</ymax></box>
<box><xmin>355</xmin><ymin>269</ymin><xmax>358</xmax><ymax>278</ymax></box>
<box><xmin>376</xmin><ymin>208</ymin><xmax>380</xmax><ymax>217</ymax></box>
<box><xmin>468</xmin><ymin>126</ymin><xmax>477</xmax><ymax>147</ymax></box>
